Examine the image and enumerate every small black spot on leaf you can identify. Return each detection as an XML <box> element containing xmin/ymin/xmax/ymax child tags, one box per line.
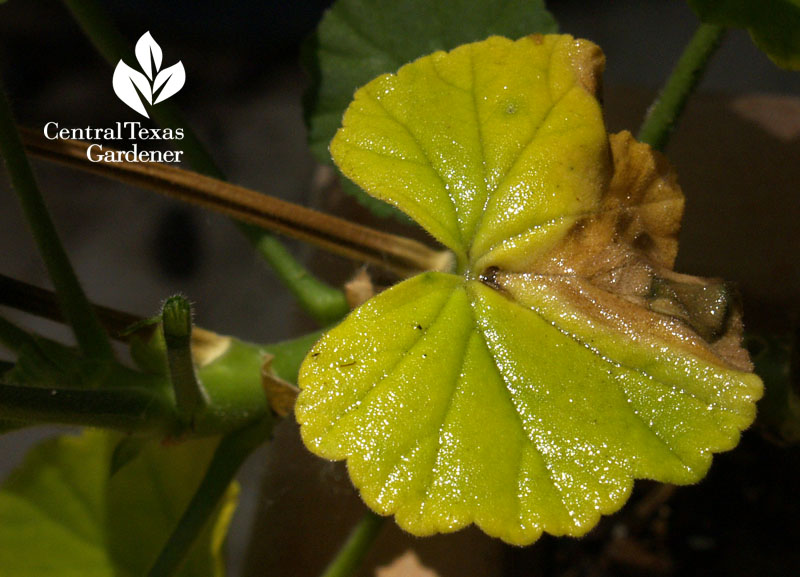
<box><xmin>479</xmin><ymin>266</ymin><xmax>501</xmax><ymax>290</ymax></box>
<box><xmin>633</xmin><ymin>231</ymin><xmax>655</xmax><ymax>251</ymax></box>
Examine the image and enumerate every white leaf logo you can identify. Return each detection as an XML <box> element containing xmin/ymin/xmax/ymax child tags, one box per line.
<box><xmin>113</xmin><ymin>31</ymin><xmax>185</xmax><ymax>118</ymax></box>
<box><xmin>135</xmin><ymin>31</ymin><xmax>162</xmax><ymax>80</ymax></box>
<box><xmin>153</xmin><ymin>62</ymin><xmax>186</xmax><ymax>105</ymax></box>
<box><xmin>113</xmin><ymin>61</ymin><xmax>152</xmax><ymax>117</ymax></box>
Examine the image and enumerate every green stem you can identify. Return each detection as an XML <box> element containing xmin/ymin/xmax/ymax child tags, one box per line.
<box><xmin>60</xmin><ymin>0</ymin><xmax>349</xmax><ymax>325</ymax></box>
<box><xmin>0</xmin><ymin>81</ymin><xmax>114</xmax><ymax>361</ymax></box>
<box><xmin>0</xmin><ymin>382</ymin><xmax>176</xmax><ymax>434</ymax></box>
<box><xmin>247</xmin><ymin>233</ymin><xmax>349</xmax><ymax>325</ymax></box>
<box><xmin>319</xmin><ymin>511</ymin><xmax>386</xmax><ymax>577</ymax></box>
<box><xmin>162</xmin><ymin>296</ymin><xmax>208</xmax><ymax>425</ymax></box>
<box><xmin>637</xmin><ymin>23</ymin><xmax>726</xmax><ymax>150</ymax></box>
<box><xmin>147</xmin><ymin>417</ymin><xmax>272</xmax><ymax>577</ymax></box>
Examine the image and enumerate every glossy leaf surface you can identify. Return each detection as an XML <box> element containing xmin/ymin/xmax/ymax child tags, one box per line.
<box><xmin>689</xmin><ymin>0</ymin><xmax>800</xmax><ymax>69</ymax></box>
<box><xmin>0</xmin><ymin>430</ymin><xmax>236</xmax><ymax>576</ymax></box>
<box><xmin>297</xmin><ymin>35</ymin><xmax>763</xmax><ymax>544</ymax></box>
<box><xmin>330</xmin><ymin>34</ymin><xmax>608</xmax><ymax>272</ymax></box>
<box><xmin>304</xmin><ymin>0</ymin><xmax>557</xmax><ymax>217</ymax></box>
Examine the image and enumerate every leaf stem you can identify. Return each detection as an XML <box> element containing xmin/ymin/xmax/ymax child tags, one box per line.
<box><xmin>319</xmin><ymin>511</ymin><xmax>386</xmax><ymax>577</ymax></box>
<box><xmin>147</xmin><ymin>417</ymin><xmax>272</xmax><ymax>577</ymax></box>
<box><xmin>0</xmin><ymin>274</ymin><xmax>320</xmax><ymax>385</ymax></box>
<box><xmin>0</xmin><ymin>381</ymin><xmax>176</xmax><ymax>434</ymax></box>
<box><xmin>637</xmin><ymin>23</ymin><xmax>727</xmax><ymax>150</ymax></box>
<box><xmin>246</xmin><ymin>233</ymin><xmax>351</xmax><ymax>325</ymax></box>
<box><xmin>20</xmin><ymin>129</ymin><xmax>451</xmax><ymax>281</ymax></box>
<box><xmin>0</xmin><ymin>81</ymin><xmax>114</xmax><ymax>361</ymax></box>
<box><xmin>60</xmin><ymin>0</ymin><xmax>351</xmax><ymax>324</ymax></box>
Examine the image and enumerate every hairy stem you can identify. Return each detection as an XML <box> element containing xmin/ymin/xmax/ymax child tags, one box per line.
<box><xmin>320</xmin><ymin>512</ymin><xmax>386</xmax><ymax>577</ymax></box>
<box><xmin>0</xmin><ymin>82</ymin><xmax>114</xmax><ymax>362</ymax></box>
<box><xmin>60</xmin><ymin>0</ymin><xmax>351</xmax><ymax>324</ymax></box>
<box><xmin>0</xmin><ymin>274</ymin><xmax>320</xmax><ymax>385</ymax></box>
<box><xmin>147</xmin><ymin>417</ymin><xmax>272</xmax><ymax>577</ymax></box>
<box><xmin>638</xmin><ymin>23</ymin><xmax>727</xmax><ymax>150</ymax></box>
<box><xmin>162</xmin><ymin>296</ymin><xmax>208</xmax><ymax>425</ymax></box>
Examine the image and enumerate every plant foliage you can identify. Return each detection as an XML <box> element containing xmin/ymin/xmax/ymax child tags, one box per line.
<box><xmin>688</xmin><ymin>0</ymin><xmax>800</xmax><ymax>69</ymax></box>
<box><xmin>296</xmin><ymin>35</ymin><xmax>763</xmax><ymax>544</ymax></box>
<box><xmin>303</xmin><ymin>0</ymin><xmax>557</xmax><ymax>217</ymax></box>
<box><xmin>0</xmin><ymin>430</ymin><xmax>236</xmax><ymax>576</ymax></box>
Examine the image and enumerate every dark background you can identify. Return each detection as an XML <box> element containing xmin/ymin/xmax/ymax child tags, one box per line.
<box><xmin>1</xmin><ymin>1</ymin><xmax>799</xmax><ymax>576</ymax></box>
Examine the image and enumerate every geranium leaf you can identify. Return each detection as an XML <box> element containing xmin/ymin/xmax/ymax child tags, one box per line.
<box><xmin>304</xmin><ymin>0</ymin><xmax>557</xmax><ymax>217</ymax></box>
<box><xmin>330</xmin><ymin>35</ymin><xmax>608</xmax><ymax>270</ymax></box>
<box><xmin>296</xmin><ymin>35</ymin><xmax>763</xmax><ymax>544</ymax></box>
<box><xmin>688</xmin><ymin>0</ymin><xmax>800</xmax><ymax>70</ymax></box>
<box><xmin>0</xmin><ymin>430</ymin><xmax>237</xmax><ymax>576</ymax></box>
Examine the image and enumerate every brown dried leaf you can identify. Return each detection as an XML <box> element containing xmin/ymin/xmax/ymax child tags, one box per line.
<box><xmin>191</xmin><ymin>327</ymin><xmax>232</xmax><ymax>368</ymax></box>
<box><xmin>261</xmin><ymin>354</ymin><xmax>299</xmax><ymax>417</ymax></box>
<box><xmin>497</xmin><ymin>130</ymin><xmax>751</xmax><ymax>371</ymax></box>
<box><xmin>345</xmin><ymin>267</ymin><xmax>376</xmax><ymax>309</ymax></box>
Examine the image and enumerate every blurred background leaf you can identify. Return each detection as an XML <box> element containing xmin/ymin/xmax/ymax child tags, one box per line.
<box><xmin>0</xmin><ymin>430</ymin><xmax>237</xmax><ymax>577</ymax></box>
<box><xmin>688</xmin><ymin>0</ymin><xmax>800</xmax><ymax>69</ymax></box>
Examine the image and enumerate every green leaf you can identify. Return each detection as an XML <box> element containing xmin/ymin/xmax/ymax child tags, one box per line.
<box><xmin>688</xmin><ymin>0</ymin><xmax>800</xmax><ymax>69</ymax></box>
<box><xmin>330</xmin><ymin>34</ymin><xmax>608</xmax><ymax>272</ymax></box>
<box><xmin>304</xmin><ymin>0</ymin><xmax>557</xmax><ymax>216</ymax></box>
<box><xmin>0</xmin><ymin>430</ymin><xmax>237</xmax><ymax>576</ymax></box>
<box><xmin>296</xmin><ymin>35</ymin><xmax>763</xmax><ymax>545</ymax></box>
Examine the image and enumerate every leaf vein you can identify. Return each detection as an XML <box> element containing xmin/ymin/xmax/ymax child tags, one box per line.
<box><xmin>468</xmin><ymin>48</ymin><xmax>570</xmax><ymax>252</ymax></box>
<box><xmin>466</xmin><ymin>297</ymin><xmax>575</xmax><ymax>524</ymax></box>
<box><xmin>418</xmin><ymin>326</ymin><xmax>474</xmax><ymax>516</ymax></box>
<box><xmin>522</xmin><ymin>277</ymin><xmax>742</xmax><ymax>417</ymax></box>
<box><xmin>519</xmin><ymin>297</ymin><xmax>702</xmax><ymax>472</ymax></box>
<box><xmin>323</xmin><ymin>288</ymin><xmax>459</xmax><ymax>440</ymax></box>
<box><xmin>367</xmin><ymin>94</ymin><xmax>464</xmax><ymax>246</ymax></box>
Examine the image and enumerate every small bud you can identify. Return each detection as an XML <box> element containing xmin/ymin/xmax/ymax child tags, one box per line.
<box><xmin>161</xmin><ymin>294</ymin><xmax>207</xmax><ymax>428</ymax></box>
<box><xmin>162</xmin><ymin>295</ymin><xmax>192</xmax><ymax>342</ymax></box>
